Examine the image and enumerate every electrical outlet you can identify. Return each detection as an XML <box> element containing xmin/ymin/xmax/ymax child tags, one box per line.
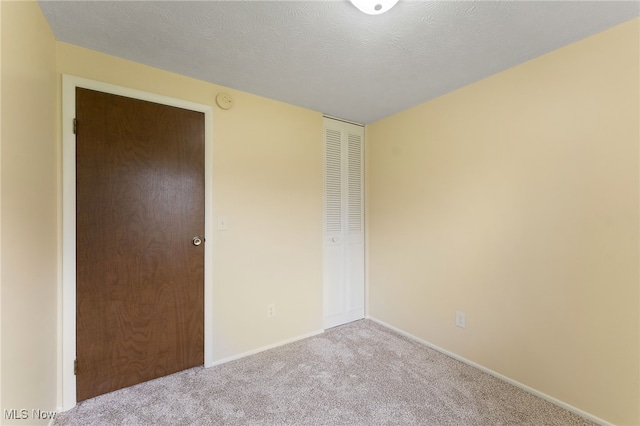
<box><xmin>267</xmin><ymin>304</ymin><xmax>276</xmax><ymax>318</ymax></box>
<box><xmin>455</xmin><ymin>311</ymin><xmax>466</xmax><ymax>329</ymax></box>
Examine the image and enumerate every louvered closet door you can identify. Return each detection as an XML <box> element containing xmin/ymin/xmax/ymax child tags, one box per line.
<box><xmin>323</xmin><ymin>117</ymin><xmax>364</xmax><ymax>329</ymax></box>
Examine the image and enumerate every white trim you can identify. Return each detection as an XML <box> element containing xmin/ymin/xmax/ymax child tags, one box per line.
<box><xmin>366</xmin><ymin>317</ymin><xmax>613</xmax><ymax>426</ymax></box>
<box><xmin>322</xmin><ymin>114</ymin><xmax>364</xmax><ymax>127</ymax></box>
<box><xmin>209</xmin><ymin>329</ymin><xmax>324</xmax><ymax>367</ymax></box>
<box><xmin>60</xmin><ymin>75</ymin><xmax>214</xmax><ymax>410</ymax></box>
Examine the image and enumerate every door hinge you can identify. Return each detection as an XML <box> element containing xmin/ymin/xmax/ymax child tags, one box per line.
<box><xmin>74</xmin><ymin>359</ymin><xmax>78</xmax><ymax>375</ymax></box>
<box><xmin>73</xmin><ymin>118</ymin><xmax>77</xmax><ymax>135</ymax></box>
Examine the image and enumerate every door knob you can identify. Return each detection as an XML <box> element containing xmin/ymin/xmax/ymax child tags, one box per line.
<box><xmin>332</xmin><ymin>237</ymin><xmax>338</xmax><ymax>242</ymax></box>
<box><xmin>192</xmin><ymin>237</ymin><xmax>203</xmax><ymax>246</ymax></box>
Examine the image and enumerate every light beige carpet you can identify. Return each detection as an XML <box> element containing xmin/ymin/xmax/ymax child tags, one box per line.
<box><xmin>54</xmin><ymin>320</ymin><xmax>594</xmax><ymax>425</ymax></box>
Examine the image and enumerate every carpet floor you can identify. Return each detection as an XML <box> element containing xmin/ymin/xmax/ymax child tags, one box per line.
<box><xmin>54</xmin><ymin>320</ymin><xmax>594</xmax><ymax>425</ymax></box>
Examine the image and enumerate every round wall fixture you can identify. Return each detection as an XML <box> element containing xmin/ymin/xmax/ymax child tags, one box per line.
<box><xmin>216</xmin><ymin>92</ymin><xmax>233</xmax><ymax>110</ymax></box>
<box><xmin>350</xmin><ymin>0</ymin><xmax>399</xmax><ymax>15</ymax></box>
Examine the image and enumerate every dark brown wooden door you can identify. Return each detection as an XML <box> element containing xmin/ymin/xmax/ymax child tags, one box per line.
<box><xmin>76</xmin><ymin>88</ymin><xmax>204</xmax><ymax>401</ymax></box>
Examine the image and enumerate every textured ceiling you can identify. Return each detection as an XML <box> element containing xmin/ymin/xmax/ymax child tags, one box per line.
<box><xmin>39</xmin><ymin>1</ymin><xmax>639</xmax><ymax>124</ymax></box>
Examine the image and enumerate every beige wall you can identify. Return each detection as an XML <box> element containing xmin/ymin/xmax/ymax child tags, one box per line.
<box><xmin>2</xmin><ymin>2</ymin><xmax>638</xmax><ymax>424</ymax></box>
<box><xmin>0</xmin><ymin>1</ymin><xmax>3</xmax><ymax>416</ymax></box>
<box><xmin>367</xmin><ymin>18</ymin><xmax>639</xmax><ymax>425</ymax></box>
<box><xmin>1</xmin><ymin>1</ymin><xmax>58</xmax><ymax>424</ymax></box>
<box><xmin>0</xmin><ymin>1</ymin><xmax>3</xmax><ymax>415</ymax></box>
<box><xmin>55</xmin><ymin>42</ymin><xmax>324</xmax><ymax>365</ymax></box>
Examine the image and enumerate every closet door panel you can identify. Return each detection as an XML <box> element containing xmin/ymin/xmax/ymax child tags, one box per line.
<box><xmin>323</xmin><ymin>117</ymin><xmax>364</xmax><ymax>329</ymax></box>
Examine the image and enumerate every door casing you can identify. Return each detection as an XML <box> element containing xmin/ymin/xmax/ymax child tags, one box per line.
<box><xmin>60</xmin><ymin>75</ymin><xmax>214</xmax><ymax>410</ymax></box>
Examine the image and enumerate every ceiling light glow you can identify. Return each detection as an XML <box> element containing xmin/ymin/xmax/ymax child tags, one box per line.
<box><xmin>350</xmin><ymin>0</ymin><xmax>399</xmax><ymax>15</ymax></box>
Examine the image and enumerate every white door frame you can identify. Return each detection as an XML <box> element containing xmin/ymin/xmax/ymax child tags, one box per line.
<box><xmin>60</xmin><ymin>75</ymin><xmax>214</xmax><ymax>410</ymax></box>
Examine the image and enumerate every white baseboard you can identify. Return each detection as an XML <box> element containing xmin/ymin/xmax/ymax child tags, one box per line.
<box><xmin>206</xmin><ymin>329</ymin><xmax>325</xmax><ymax>368</ymax></box>
<box><xmin>367</xmin><ymin>316</ymin><xmax>613</xmax><ymax>426</ymax></box>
